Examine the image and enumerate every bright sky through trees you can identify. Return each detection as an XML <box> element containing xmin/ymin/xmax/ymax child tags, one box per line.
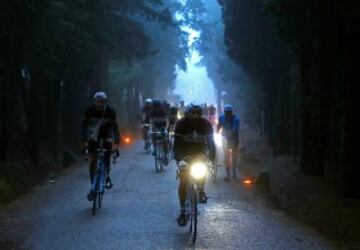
<box><xmin>173</xmin><ymin>13</ymin><xmax>217</xmax><ymax>105</ymax></box>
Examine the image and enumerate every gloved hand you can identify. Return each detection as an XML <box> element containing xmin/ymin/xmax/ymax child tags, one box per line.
<box><xmin>113</xmin><ymin>149</ymin><xmax>120</xmax><ymax>158</ymax></box>
<box><xmin>82</xmin><ymin>147</ymin><xmax>89</xmax><ymax>161</ymax></box>
<box><xmin>178</xmin><ymin>160</ymin><xmax>188</xmax><ymax>170</ymax></box>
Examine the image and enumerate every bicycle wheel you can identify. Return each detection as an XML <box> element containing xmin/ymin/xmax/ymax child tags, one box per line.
<box><xmin>158</xmin><ymin>144</ymin><xmax>164</xmax><ymax>172</ymax></box>
<box><xmin>92</xmin><ymin>174</ymin><xmax>100</xmax><ymax>215</ymax></box>
<box><xmin>155</xmin><ymin>143</ymin><xmax>162</xmax><ymax>172</ymax></box>
<box><xmin>190</xmin><ymin>188</ymin><xmax>198</xmax><ymax>244</ymax></box>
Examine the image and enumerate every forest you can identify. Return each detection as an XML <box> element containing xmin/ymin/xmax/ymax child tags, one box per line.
<box><xmin>0</xmin><ymin>0</ymin><xmax>358</xmax><ymax>202</ymax></box>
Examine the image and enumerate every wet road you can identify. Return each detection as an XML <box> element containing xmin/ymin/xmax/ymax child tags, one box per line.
<box><xmin>0</xmin><ymin>143</ymin><xmax>334</xmax><ymax>249</ymax></box>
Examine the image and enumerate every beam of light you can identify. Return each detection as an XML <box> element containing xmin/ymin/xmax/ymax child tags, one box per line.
<box><xmin>214</xmin><ymin>133</ymin><xmax>223</xmax><ymax>148</ymax></box>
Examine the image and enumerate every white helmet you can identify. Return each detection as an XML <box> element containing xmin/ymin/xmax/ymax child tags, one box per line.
<box><xmin>145</xmin><ymin>98</ymin><xmax>153</xmax><ymax>104</ymax></box>
<box><xmin>94</xmin><ymin>91</ymin><xmax>108</xmax><ymax>100</ymax></box>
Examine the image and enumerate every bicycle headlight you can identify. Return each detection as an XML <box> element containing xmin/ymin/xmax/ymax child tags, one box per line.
<box><xmin>190</xmin><ymin>162</ymin><xmax>207</xmax><ymax>180</ymax></box>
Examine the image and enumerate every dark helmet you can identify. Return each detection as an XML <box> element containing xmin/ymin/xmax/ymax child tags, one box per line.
<box><xmin>153</xmin><ymin>99</ymin><xmax>161</xmax><ymax>108</ymax></box>
<box><xmin>223</xmin><ymin>104</ymin><xmax>233</xmax><ymax>112</ymax></box>
<box><xmin>188</xmin><ymin>101</ymin><xmax>203</xmax><ymax>115</ymax></box>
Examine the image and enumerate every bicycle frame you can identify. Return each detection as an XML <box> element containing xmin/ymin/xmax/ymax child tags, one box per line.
<box><xmin>152</xmin><ymin>131</ymin><xmax>168</xmax><ymax>172</ymax></box>
<box><xmin>92</xmin><ymin>149</ymin><xmax>107</xmax><ymax>194</ymax></box>
<box><xmin>177</xmin><ymin>156</ymin><xmax>211</xmax><ymax>244</ymax></box>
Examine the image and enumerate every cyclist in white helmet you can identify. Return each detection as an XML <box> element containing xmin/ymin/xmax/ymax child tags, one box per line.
<box><xmin>82</xmin><ymin>91</ymin><xmax>120</xmax><ymax>201</ymax></box>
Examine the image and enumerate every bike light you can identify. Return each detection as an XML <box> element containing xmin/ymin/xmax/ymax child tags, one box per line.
<box><xmin>177</xmin><ymin>113</ymin><xmax>184</xmax><ymax>120</ymax></box>
<box><xmin>124</xmin><ymin>136</ymin><xmax>131</xmax><ymax>144</ymax></box>
<box><xmin>190</xmin><ymin>162</ymin><xmax>207</xmax><ymax>179</ymax></box>
<box><xmin>214</xmin><ymin>133</ymin><xmax>223</xmax><ymax>147</ymax></box>
<box><xmin>243</xmin><ymin>178</ymin><xmax>254</xmax><ymax>185</ymax></box>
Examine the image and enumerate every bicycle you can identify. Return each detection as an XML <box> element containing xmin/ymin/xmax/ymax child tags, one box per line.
<box><xmin>84</xmin><ymin>146</ymin><xmax>117</xmax><ymax>215</ymax></box>
<box><xmin>152</xmin><ymin>130</ymin><xmax>169</xmax><ymax>172</ymax></box>
<box><xmin>177</xmin><ymin>155</ymin><xmax>212</xmax><ymax>245</ymax></box>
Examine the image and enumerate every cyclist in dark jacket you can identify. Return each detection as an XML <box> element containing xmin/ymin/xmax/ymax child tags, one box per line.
<box><xmin>173</xmin><ymin>102</ymin><xmax>216</xmax><ymax>226</ymax></box>
<box><xmin>82</xmin><ymin>92</ymin><xmax>120</xmax><ymax>201</ymax></box>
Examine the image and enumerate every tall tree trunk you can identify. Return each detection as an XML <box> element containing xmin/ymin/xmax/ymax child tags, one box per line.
<box><xmin>340</xmin><ymin>20</ymin><xmax>360</xmax><ymax>197</ymax></box>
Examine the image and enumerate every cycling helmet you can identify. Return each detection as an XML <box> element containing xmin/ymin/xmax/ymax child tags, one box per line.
<box><xmin>223</xmin><ymin>104</ymin><xmax>233</xmax><ymax>112</ymax></box>
<box><xmin>94</xmin><ymin>91</ymin><xmax>108</xmax><ymax>100</ymax></box>
<box><xmin>145</xmin><ymin>98</ymin><xmax>153</xmax><ymax>104</ymax></box>
<box><xmin>152</xmin><ymin>99</ymin><xmax>161</xmax><ymax>108</ymax></box>
<box><xmin>189</xmin><ymin>101</ymin><xmax>203</xmax><ymax>115</ymax></box>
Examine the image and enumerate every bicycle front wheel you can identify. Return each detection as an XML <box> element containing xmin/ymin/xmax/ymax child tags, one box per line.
<box><xmin>155</xmin><ymin>143</ymin><xmax>163</xmax><ymax>172</ymax></box>
<box><xmin>190</xmin><ymin>188</ymin><xmax>198</xmax><ymax>244</ymax></box>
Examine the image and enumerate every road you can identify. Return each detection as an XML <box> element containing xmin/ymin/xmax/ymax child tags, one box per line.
<box><xmin>0</xmin><ymin>142</ymin><xmax>334</xmax><ymax>250</ymax></box>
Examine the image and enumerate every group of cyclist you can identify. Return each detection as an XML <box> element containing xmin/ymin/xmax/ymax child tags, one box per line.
<box><xmin>82</xmin><ymin>91</ymin><xmax>240</xmax><ymax>226</ymax></box>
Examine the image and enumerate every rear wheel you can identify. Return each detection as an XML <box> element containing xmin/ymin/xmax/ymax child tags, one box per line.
<box><xmin>155</xmin><ymin>143</ymin><xmax>163</xmax><ymax>172</ymax></box>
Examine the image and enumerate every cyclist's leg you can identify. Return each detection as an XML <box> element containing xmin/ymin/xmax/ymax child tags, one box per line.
<box><xmin>88</xmin><ymin>141</ymin><xmax>98</xmax><ymax>184</ymax></box>
<box><xmin>224</xmin><ymin>145</ymin><xmax>231</xmax><ymax>180</ymax></box>
<box><xmin>178</xmin><ymin>169</ymin><xmax>189</xmax><ymax>209</ymax></box>
<box><xmin>177</xmin><ymin>169</ymin><xmax>189</xmax><ymax>225</ymax></box>
<box><xmin>198</xmin><ymin>178</ymin><xmax>208</xmax><ymax>203</ymax></box>
<box><xmin>104</xmin><ymin>140</ymin><xmax>113</xmax><ymax>188</ymax></box>
<box><xmin>163</xmin><ymin>131</ymin><xmax>169</xmax><ymax>164</ymax></box>
<box><xmin>151</xmin><ymin>129</ymin><xmax>157</xmax><ymax>155</ymax></box>
<box><xmin>231</xmin><ymin>144</ymin><xmax>238</xmax><ymax>179</ymax></box>
<box><xmin>87</xmin><ymin>142</ymin><xmax>97</xmax><ymax>200</ymax></box>
<box><xmin>89</xmin><ymin>155</ymin><xmax>96</xmax><ymax>184</ymax></box>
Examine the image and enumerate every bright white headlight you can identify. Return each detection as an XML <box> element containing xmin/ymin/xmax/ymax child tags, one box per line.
<box><xmin>190</xmin><ymin>162</ymin><xmax>207</xmax><ymax>179</ymax></box>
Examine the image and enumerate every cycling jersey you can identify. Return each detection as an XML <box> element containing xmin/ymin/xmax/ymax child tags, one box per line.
<box><xmin>218</xmin><ymin>114</ymin><xmax>240</xmax><ymax>147</ymax></box>
<box><xmin>82</xmin><ymin>105</ymin><xmax>120</xmax><ymax>144</ymax></box>
<box><xmin>142</xmin><ymin>105</ymin><xmax>153</xmax><ymax>123</ymax></box>
<box><xmin>173</xmin><ymin>117</ymin><xmax>216</xmax><ymax>162</ymax></box>
<box><xmin>151</xmin><ymin>107</ymin><xmax>168</xmax><ymax>130</ymax></box>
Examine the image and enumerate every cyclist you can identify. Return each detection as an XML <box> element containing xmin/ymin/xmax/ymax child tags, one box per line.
<box><xmin>217</xmin><ymin>104</ymin><xmax>240</xmax><ymax>181</ymax></box>
<box><xmin>168</xmin><ymin>105</ymin><xmax>178</xmax><ymax>131</ymax></box>
<box><xmin>177</xmin><ymin>100</ymin><xmax>186</xmax><ymax>119</ymax></box>
<box><xmin>142</xmin><ymin>98</ymin><xmax>153</xmax><ymax>150</ymax></box>
<box><xmin>82</xmin><ymin>91</ymin><xmax>120</xmax><ymax>201</ymax></box>
<box><xmin>173</xmin><ymin>102</ymin><xmax>216</xmax><ymax>226</ymax></box>
<box><xmin>150</xmin><ymin>100</ymin><xmax>169</xmax><ymax>165</ymax></box>
<box><xmin>207</xmin><ymin>104</ymin><xmax>217</xmax><ymax>129</ymax></box>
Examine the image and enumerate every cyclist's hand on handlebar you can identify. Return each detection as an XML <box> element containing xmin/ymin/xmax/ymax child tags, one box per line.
<box><xmin>178</xmin><ymin>160</ymin><xmax>187</xmax><ymax>170</ymax></box>
<box><xmin>113</xmin><ymin>149</ymin><xmax>120</xmax><ymax>158</ymax></box>
<box><xmin>82</xmin><ymin>147</ymin><xmax>89</xmax><ymax>161</ymax></box>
